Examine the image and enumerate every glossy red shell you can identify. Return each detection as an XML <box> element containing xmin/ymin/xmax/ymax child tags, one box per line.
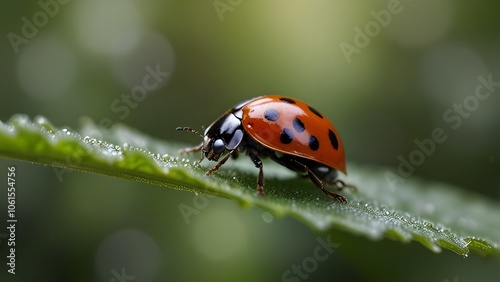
<box><xmin>241</xmin><ymin>95</ymin><xmax>346</xmax><ymax>173</ymax></box>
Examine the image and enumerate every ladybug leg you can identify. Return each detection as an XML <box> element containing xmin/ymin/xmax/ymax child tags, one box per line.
<box><xmin>290</xmin><ymin>159</ymin><xmax>347</xmax><ymax>203</ymax></box>
<box><xmin>309</xmin><ymin>165</ymin><xmax>356</xmax><ymax>193</ymax></box>
<box><xmin>308</xmin><ymin>171</ymin><xmax>347</xmax><ymax>203</ymax></box>
<box><xmin>178</xmin><ymin>143</ymin><xmax>202</xmax><ymax>155</ymax></box>
<box><xmin>248</xmin><ymin>151</ymin><xmax>265</xmax><ymax>196</ymax></box>
<box><xmin>178</xmin><ymin>143</ymin><xmax>205</xmax><ymax>163</ymax></box>
<box><xmin>206</xmin><ymin>149</ymin><xmax>236</xmax><ymax>176</ymax></box>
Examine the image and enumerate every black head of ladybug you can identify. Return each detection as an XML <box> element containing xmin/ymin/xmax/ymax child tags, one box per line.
<box><xmin>177</xmin><ymin>112</ymin><xmax>245</xmax><ymax>162</ymax></box>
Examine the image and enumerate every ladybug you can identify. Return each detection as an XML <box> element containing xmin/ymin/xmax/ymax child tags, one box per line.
<box><xmin>176</xmin><ymin>95</ymin><xmax>354</xmax><ymax>203</ymax></box>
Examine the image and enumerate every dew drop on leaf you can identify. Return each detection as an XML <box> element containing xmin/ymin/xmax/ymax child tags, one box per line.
<box><xmin>261</xmin><ymin>211</ymin><xmax>274</xmax><ymax>223</ymax></box>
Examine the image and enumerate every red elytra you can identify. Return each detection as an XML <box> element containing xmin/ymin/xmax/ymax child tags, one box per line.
<box><xmin>241</xmin><ymin>95</ymin><xmax>346</xmax><ymax>174</ymax></box>
<box><xmin>177</xmin><ymin>95</ymin><xmax>353</xmax><ymax>203</ymax></box>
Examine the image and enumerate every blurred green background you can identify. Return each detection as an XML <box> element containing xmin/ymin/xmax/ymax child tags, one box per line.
<box><xmin>1</xmin><ymin>0</ymin><xmax>500</xmax><ymax>281</ymax></box>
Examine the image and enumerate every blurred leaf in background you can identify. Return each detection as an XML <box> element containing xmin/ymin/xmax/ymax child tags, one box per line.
<box><xmin>1</xmin><ymin>0</ymin><xmax>500</xmax><ymax>281</ymax></box>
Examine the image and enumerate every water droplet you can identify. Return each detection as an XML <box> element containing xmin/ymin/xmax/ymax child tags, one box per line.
<box><xmin>34</xmin><ymin>116</ymin><xmax>46</xmax><ymax>124</ymax></box>
<box><xmin>12</xmin><ymin>114</ymin><xmax>29</xmax><ymax>125</ymax></box>
<box><xmin>261</xmin><ymin>211</ymin><xmax>274</xmax><ymax>223</ymax></box>
<box><xmin>435</xmin><ymin>224</ymin><xmax>446</xmax><ymax>233</ymax></box>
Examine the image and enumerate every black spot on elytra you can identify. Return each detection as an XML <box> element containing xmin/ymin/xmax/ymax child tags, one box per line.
<box><xmin>264</xmin><ymin>109</ymin><xmax>279</xmax><ymax>122</ymax></box>
<box><xmin>280</xmin><ymin>128</ymin><xmax>294</xmax><ymax>144</ymax></box>
<box><xmin>329</xmin><ymin>129</ymin><xmax>338</xmax><ymax>150</ymax></box>
<box><xmin>308</xmin><ymin>106</ymin><xmax>323</xmax><ymax>119</ymax></box>
<box><xmin>309</xmin><ymin>135</ymin><xmax>319</xmax><ymax>151</ymax></box>
<box><xmin>279</xmin><ymin>97</ymin><xmax>295</xmax><ymax>104</ymax></box>
<box><xmin>292</xmin><ymin>117</ymin><xmax>305</xmax><ymax>133</ymax></box>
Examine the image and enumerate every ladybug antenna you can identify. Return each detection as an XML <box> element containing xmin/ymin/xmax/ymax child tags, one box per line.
<box><xmin>176</xmin><ymin>127</ymin><xmax>204</xmax><ymax>139</ymax></box>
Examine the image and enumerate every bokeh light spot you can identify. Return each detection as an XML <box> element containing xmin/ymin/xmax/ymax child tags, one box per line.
<box><xmin>17</xmin><ymin>35</ymin><xmax>75</xmax><ymax>99</ymax></box>
<box><xmin>386</xmin><ymin>0</ymin><xmax>454</xmax><ymax>48</ymax></box>
<box><xmin>192</xmin><ymin>207</ymin><xmax>248</xmax><ymax>261</ymax></box>
<box><xmin>111</xmin><ymin>31</ymin><xmax>175</xmax><ymax>90</ymax></box>
<box><xmin>420</xmin><ymin>43</ymin><xmax>488</xmax><ymax>106</ymax></box>
<box><xmin>95</xmin><ymin>229</ymin><xmax>161</xmax><ymax>282</ymax></box>
<box><xmin>75</xmin><ymin>0</ymin><xmax>143</xmax><ymax>55</ymax></box>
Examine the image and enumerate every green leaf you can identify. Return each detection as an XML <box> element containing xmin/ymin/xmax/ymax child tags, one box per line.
<box><xmin>1</xmin><ymin>114</ymin><xmax>499</xmax><ymax>257</ymax></box>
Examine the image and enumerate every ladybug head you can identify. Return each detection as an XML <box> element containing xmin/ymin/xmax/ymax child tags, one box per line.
<box><xmin>202</xmin><ymin>135</ymin><xmax>225</xmax><ymax>161</ymax></box>
<box><xmin>176</xmin><ymin>126</ymin><xmax>226</xmax><ymax>162</ymax></box>
<box><xmin>177</xmin><ymin>113</ymin><xmax>244</xmax><ymax>163</ymax></box>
